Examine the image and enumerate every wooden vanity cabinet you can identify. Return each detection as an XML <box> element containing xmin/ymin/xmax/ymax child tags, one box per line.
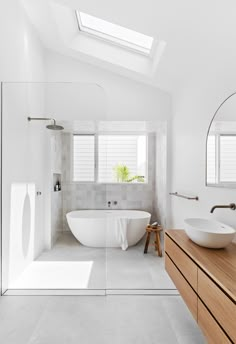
<box><xmin>165</xmin><ymin>230</ymin><xmax>236</xmax><ymax>343</ymax></box>
<box><xmin>165</xmin><ymin>235</ymin><xmax>197</xmax><ymax>290</ymax></box>
<box><xmin>198</xmin><ymin>299</ymin><xmax>231</xmax><ymax>344</ymax></box>
<box><xmin>165</xmin><ymin>254</ymin><xmax>198</xmax><ymax>320</ymax></box>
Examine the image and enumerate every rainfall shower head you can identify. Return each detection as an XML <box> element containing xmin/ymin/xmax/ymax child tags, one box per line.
<box><xmin>46</xmin><ymin>119</ymin><xmax>64</xmax><ymax>131</ymax></box>
<box><xmin>46</xmin><ymin>124</ymin><xmax>64</xmax><ymax>130</ymax></box>
<box><xmin>27</xmin><ymin>117</ymin><xmax>64</xmax><ymax>131</ymax></box>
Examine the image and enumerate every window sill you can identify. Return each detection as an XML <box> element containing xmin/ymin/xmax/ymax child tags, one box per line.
<box><xmin>66</xmin><ymin>181</ymin><xmax>149</xmax><ymax>185</ymax></box>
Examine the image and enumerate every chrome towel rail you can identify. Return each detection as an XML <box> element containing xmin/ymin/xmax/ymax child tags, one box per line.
<box><xmin>169</xmin><ymin>192</ymin><xmax>199</xmax><ymax>201</ymax></box>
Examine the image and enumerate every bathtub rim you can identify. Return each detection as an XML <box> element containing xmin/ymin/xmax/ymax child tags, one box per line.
<box><xmin>66</xmin><ymin>209</ymin><xmax>151</xmax><ymax>220</ymax></box>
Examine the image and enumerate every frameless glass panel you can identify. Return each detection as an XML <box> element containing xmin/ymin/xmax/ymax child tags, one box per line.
<box><xmin>1</xmin><ymin>84</ymin><xmax>175</xmax><ymax>296</ymax></box>
<box><xmin>1</xmin><ymin>82</ymin><xmax>107</xmax><ymax>295</ymax></box>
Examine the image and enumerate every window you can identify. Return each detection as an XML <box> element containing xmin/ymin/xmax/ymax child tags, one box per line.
<box><xmin>73</xmin><ymin>135</ymin><xmax>95</xmax><ymax>182</ymax></box>
<box><xmin>98</xmin><ymin>135</ymin><xmax>147</xmax><ymax>182</ymax></box>
<box><xmin>207</xmin><ymin>135</ymin><xmax>216</xmax><ymax>184</ymax></box>
<box><xmin>207</xmin><ymin>134</ymin><xmax>236</xmax><ymax>184</ymax></box>
<box><xmin>76</xmin><ymin>11</ymin><xmax>153</xmax><ymax>55</ymax></box>
<box><xmin>220</xmin><ymin>135</ymin><xmax>236</xmax><ymax>182</ymax></box>
<box><xmin>73</xmin><ymin>134</ymin><xmax>147</xmax><ymax>183</ymax></box>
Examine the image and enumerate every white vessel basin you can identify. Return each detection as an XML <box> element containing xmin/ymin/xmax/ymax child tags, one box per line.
<box><xmin>184</xmin><ymin>218</ymin><xmax>236</xmax><ymax>249</ymax></box>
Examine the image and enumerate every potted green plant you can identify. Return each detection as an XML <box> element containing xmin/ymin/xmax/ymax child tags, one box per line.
<box><xmin>113</xmin><ymin>164</ymin><xmax>144</xmax><ymax>183</ymax></box>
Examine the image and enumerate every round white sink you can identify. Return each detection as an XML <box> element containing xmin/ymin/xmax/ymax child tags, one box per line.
<box><xmin>184</xmin><ymin>218</ymin><xmax>236</xmax><ymax>249</ymax></box>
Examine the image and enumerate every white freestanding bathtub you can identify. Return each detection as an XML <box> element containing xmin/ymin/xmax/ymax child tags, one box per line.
<box><xmin>66</xmin><ymin>210</ymin><xmax>151</xmax><ymax>249</ymax></box>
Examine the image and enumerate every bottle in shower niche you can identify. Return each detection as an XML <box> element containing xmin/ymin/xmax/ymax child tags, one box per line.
<box><xmin>55</xmin><ymin>180</ymin><xmax>61</xmax><ymax>191</ymax></box>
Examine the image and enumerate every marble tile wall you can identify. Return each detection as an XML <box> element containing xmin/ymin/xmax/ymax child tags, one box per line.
<box><xmin>61</xmin><ymin>133</ymin><xmax>157</xmax><ymax>231</ymax></box>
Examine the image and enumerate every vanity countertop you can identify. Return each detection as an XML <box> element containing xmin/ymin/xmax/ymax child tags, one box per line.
<box><xmin>165</xmin><ymin>230</ymin><xmax>236</xmax><ymax>302</ymax></box>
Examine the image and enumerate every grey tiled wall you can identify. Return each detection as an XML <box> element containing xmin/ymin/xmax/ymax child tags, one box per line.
<box><xmin>61</xmin><ymin>133</ymin><xmax>157</xmax><ymax>231</ymax></box>
<box><xmin>50</xmin><ymin>132</ymin><xmax>63</xmax><ymax>243</ymax></box>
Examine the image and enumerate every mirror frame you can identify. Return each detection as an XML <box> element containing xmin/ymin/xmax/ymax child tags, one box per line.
<box><xmin>206</xmin><ymin>91</ymin><xmax>236</xmax><ymax>189</ymax></box>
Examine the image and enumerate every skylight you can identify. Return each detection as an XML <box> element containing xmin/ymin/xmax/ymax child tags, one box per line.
<box><xmin>76</xmin><ymin>11</ymin><xmax>154</xmax><ymax>55</ymax></box>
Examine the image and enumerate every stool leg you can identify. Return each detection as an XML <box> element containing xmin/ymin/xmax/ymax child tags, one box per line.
<box><xmin>156</xmin><ymin>232</ymin><xmax>162</xmax><ymax>257</ymax></box>
<box><xmin>144</xmin><ymin>232</ymin><xmax>151</xmax><ymax>254</ymax></box>
<box><xmin>155</xmin><ymin>233</ymin><xmax>158</xmax><ymax>250</ymax></box>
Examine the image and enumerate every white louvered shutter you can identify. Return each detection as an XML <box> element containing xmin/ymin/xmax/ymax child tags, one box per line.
<box><xmin>98</xmin><ymin>135</ymin><xmax>146</xmax><ymax>183</ymax></box>
<box><xmin>73</xmin><ymin>135</ymin><xmax>95</xmax><ymax>181</ymax></box>
<box><xmin>207</xmin><ymin>135</ymin><xmax>216</xmax><ymax>183</ymax></box>
<box><xmin>220</xmin><ymin>135</ymin><xmax>236</xmax><ymax>182</ymax></box>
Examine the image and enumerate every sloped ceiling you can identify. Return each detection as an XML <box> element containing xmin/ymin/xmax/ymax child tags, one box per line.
<box><xmin>22</xmin><ymin>0</ymin><xmax>236</xmax><ymax>92</ymax></box>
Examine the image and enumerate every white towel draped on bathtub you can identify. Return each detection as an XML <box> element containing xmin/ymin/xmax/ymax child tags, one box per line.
<box><xmin>106</xmin><ymin>216</ymin><xmax>130</xmax><ymax>250</ymax></box>
<box><xmin>105</xmin><ymin>217</ymin><xmax>129</xmax><ymax>250</ymax></box>
<box><xmin>114</xmin><ymin>217</ymin><xmax>129</xmax><ymax>250</ymax></box>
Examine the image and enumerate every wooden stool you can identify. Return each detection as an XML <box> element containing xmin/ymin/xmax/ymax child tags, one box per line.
<box><xmin>144</xmin><ymin>225</ymin><xmax>163</xmax><ymax>257</ymax></box>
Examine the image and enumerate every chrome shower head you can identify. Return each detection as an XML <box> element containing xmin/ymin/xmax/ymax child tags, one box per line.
<box><xmin>28</xmin><ymin>117</ymin><xmax>64</xmax><ymax>131</ymax></box>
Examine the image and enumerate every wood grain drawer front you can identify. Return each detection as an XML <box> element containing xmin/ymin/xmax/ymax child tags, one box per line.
<box><xmin>165</xmin><ymin>254</ymin><xmax>197</xmax><ymax>320</ymax></box>
<box><xmin>165</xmin><ymin>235</ymin><xmax>197</xmax><ymax>290</ymax></box>
<box><xmin>198</xmin><ymin>269</ymin><xmax>236</xmax><ymax>343</ymax></box>
<box><xmin>198</xmin><ymin>299</ymin><xmax>231</xmax><ymax>344</ymax></box>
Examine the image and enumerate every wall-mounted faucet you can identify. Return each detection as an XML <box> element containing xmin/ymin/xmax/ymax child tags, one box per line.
<box><xmin>107</xmin><ymin>201</ymin><xmax>118</xmax><ymax>208</ymax></box>
<box><xmin>210</xmin><ymin>203</ymin><xmax>236</xmax><ymax>213</ymax></box>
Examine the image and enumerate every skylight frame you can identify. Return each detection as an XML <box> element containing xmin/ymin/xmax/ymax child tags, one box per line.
<box><xmin>75</xmin><ymin>11</ymin><xmax>154</xmax><ymax>56</ymax></box>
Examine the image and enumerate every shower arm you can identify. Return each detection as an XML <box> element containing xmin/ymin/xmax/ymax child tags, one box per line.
<box><xmin>28</xmin><ymin>117</ymin><xmax>56</xmax><ymax>125</ymax></box>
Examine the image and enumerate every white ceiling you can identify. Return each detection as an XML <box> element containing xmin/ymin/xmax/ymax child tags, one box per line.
<box><xmin>22</xmin><ymin>0</ymin><xmax>236</xmax><ymax>92</ymax></box>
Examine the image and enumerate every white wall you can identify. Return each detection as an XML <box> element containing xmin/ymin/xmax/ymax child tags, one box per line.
<box><xmin>44</xmin><ymin>82</ymin><xmax>107</xmax><ymax>121</ymax></box>
<box><xmin>0</xmin><ymin>0</ymin><xmax>46</xmax><ymax>292</ymax></box>
<box><xmin>170</xmin><ymin>84</ymin><xmax>236</xmax><ymax>242</ymax></box>
<box><xmin>0</xmin><ymin>0</ymin><xmax>45</xmax><ymax>82</ymax></box>
<box><xmin>45</xmin><ymin>51</ymin><xmax>171</xmax><ymax>122</ymax></box>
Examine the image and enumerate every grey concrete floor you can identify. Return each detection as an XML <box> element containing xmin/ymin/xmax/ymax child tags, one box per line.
<box><xmin>3</xmin><ymin>233</ymin><xmax>206</xmax><ymax>343</ymax></box>
<box><xmin>10</xmin><ymin>232</ymin><xmax>175</xmax><ymax>291</ymax></box>
<box><xmin>0</xmin><ymin>295</ymin><xmax>206</xmax><ymax>344</ymax></box>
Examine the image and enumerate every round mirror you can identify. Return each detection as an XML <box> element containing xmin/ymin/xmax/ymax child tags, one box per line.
<box><xmin>206</xmin><ymin>93</ymin><xmax>236</xmax><ymax>188</ymax></box>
